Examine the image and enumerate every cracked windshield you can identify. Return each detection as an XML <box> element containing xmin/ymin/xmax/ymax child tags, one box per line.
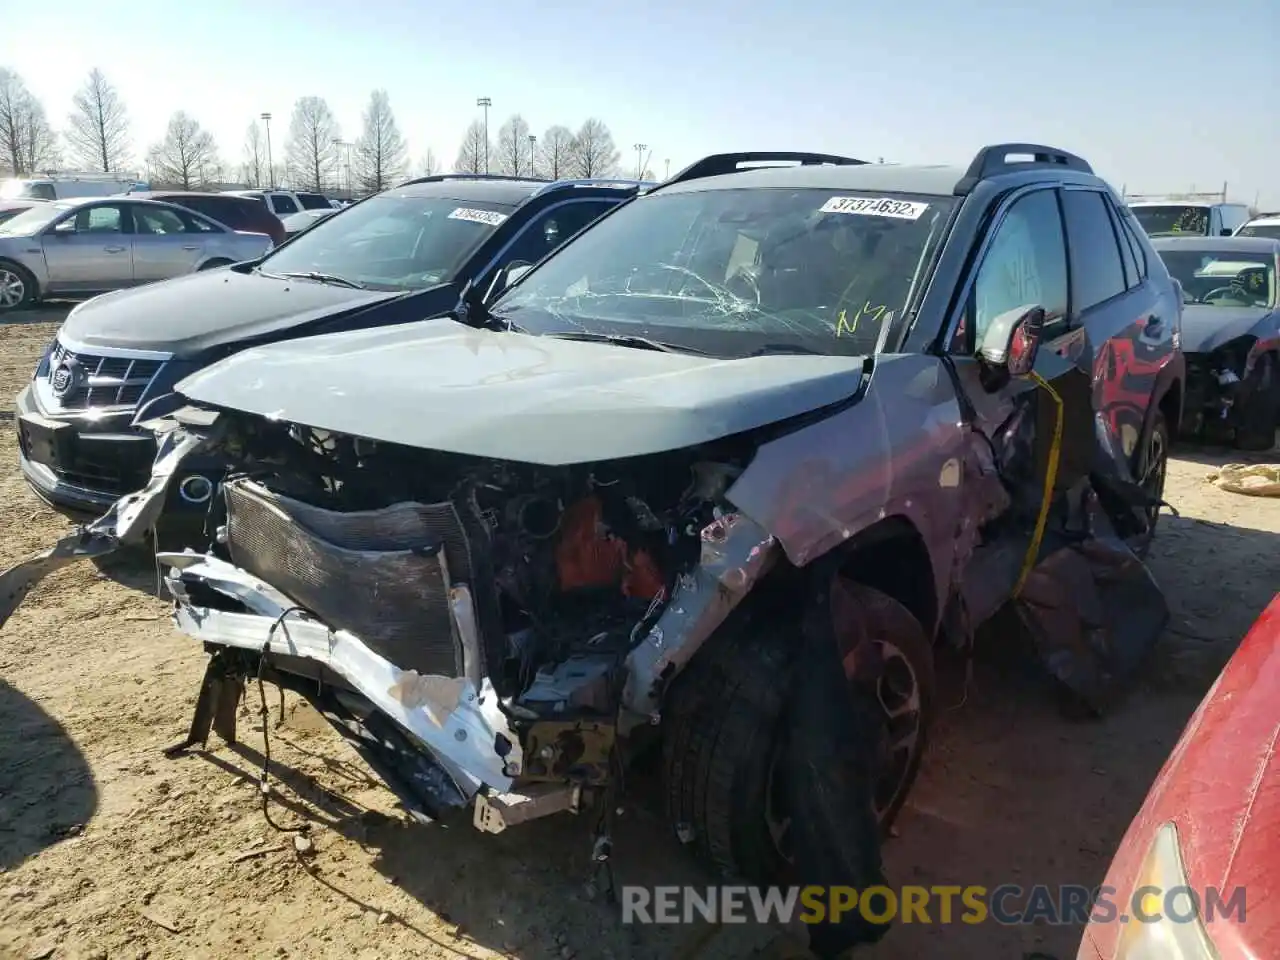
<box><xmin>495</xmin><ymin>189</ymin><xmax>954</xmax><ymax>357</ymax></box>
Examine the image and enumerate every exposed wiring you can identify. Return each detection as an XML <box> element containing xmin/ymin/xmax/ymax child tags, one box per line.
<box><xmin>256</xmin><ymin>606</ymin><xmax>311</xmax><ymax>834</ymax></box>
<box><xmin>1013</xmin><ymin>370</ymin><xmax>1063</xmax><ymax>597</ymax></box>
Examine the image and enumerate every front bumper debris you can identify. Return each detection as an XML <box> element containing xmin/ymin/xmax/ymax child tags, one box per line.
<box><xmin>161</xmin><ymin>553</ymin><xmax>521</xmax><ymax>795</ymax></box>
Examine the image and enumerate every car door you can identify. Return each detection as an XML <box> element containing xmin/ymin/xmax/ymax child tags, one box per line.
<box><xmin>943</xmin><ymin>185</ymin><xmax>1082</xmax><ymax>621</ymax></box>
<box><xmin>129</xmin><ymin>204</ymin><xmax>209</xmax><ymax>282</ymax></box>
<box><xmin>39</xmin><ymin>202</ymin><xmax>134</xmax><ymax>293</ymax></box>
<box><xmin>1058</xmin><ymin>187</ymin><xmax>1173</xmax><ymax>468</ymax></box>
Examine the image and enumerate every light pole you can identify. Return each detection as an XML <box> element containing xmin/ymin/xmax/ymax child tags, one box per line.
<box><xmin>260</xmin><ymin>112</ymin><xmax>273</xmax><ymax>188</ymax></box>
<box><xmin>528</xmin><ymin>134</ymin><xmax>537</xmax><ymax>177</ymax></box>
<box><xmin>664</xmin><ymin>158</ymin><xmax>670</xmax><ymax>179</ymax></box>
<box><xmin>331</xmin><ymin>138</ymin><xmax>352</xmax><ymax>194</ymax></box>
<box><xmin>634</xmin><ymin>143</ymin><xmax>647</xmax><ymax>180</ymax></box>
<box><xmin>476</xmin><ymin>97</ymin><xmax>492</xmax><ymax>173</ymax></box>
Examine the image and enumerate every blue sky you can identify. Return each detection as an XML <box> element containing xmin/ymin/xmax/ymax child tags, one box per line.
<box><xmin>7</xmin><ymin>0</ymin><xmax>1278</xmax><ymax>204</ymax></box>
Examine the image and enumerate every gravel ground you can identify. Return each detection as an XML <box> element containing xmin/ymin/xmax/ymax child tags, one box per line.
<box><xmin>1</xmin><ymin>310</ymin><xmax>1277</xmax><ymax>960</ymax></box>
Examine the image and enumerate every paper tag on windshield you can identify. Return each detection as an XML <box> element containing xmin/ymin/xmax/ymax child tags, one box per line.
<box><xmin>448</xmin><ymin>207</ymin><xmax>508</xmax><ymax>226</ymax></box>
<box><xmin>820</xmin><ymin>196</ymin><xmax>929</xmax><ymax>220</ymax></box>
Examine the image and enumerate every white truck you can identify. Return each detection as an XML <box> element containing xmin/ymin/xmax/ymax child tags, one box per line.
<box><xmin>0</xmin><ymin>174</ymin><xmax>147</xmax><ymax>201</ymax></box>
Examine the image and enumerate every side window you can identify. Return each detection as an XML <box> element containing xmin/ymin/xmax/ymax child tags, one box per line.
<box><xmin>1060</xmin><ymin>190</ymin><xmax>1127</xmax><ymax>313</ymax></box>
<box><xmin>72</xmin><ymin>204</ymin><xmax>125</xmax><ymax>233</ymax></box>
<box><xmin>270</xmin><ymin>194</ymin><xmax>299</xmax><ymax>215</ymax></box>
<box><xmin>1104</xmin><ymin>200</ymin><xmax>1140</xmax><ymax>289</ymax></box>
<box><xmin>504</xmin><ymin>201</ymin><xmax>615</xmax><ymax>266</ymax></box>
<box><xmin>32</xmin><ymin>183</ymin><xmax>56</xmax><ymax>201</ymax></box>
<box><xmin>965</xmin><ymin>189</ymin><xmax>1069</xmax><ymax>351</ymax></box>
<box><xmin>1116</xmin><ymin>210</ymin><xmax>1147</xmax><ymax>283</ymax></box>
<box><xmin>181</xmin><ymin>210</ymin><xmax>219</xmax><ymax>232</ymax></box>
<box><xmin>133</xmin><ymin>206</ymin><xmax>191</xmax><ymax>235</ymax></box>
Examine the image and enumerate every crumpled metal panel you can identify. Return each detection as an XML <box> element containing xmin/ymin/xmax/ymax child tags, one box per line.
<box><xmin>223</xmin><ymin>478</ymin><xmax>466</xmax><ymax>678</ymax></box>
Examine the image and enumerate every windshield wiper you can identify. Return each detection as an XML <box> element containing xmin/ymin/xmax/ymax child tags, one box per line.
<box><xmin>277</xmin><ymin>270</ymin><xmax>365</xmax><ymax>289</ymax></box>
<box><xmin>544</xmin><ymin>331</ymin><xmax>710</xmax><ymax>355</ymax></box>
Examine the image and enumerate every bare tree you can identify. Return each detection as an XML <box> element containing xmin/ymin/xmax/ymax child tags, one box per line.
<box><xmin>419</xmin><ymin>148</ymin><xmax>440</xmax><ymax>176</ymax></box>
<box><xmin>0</xmin><ymin>69</ymin><xmax>56</xmax><ymax>175</ymax></box>
<box><xmin>538</xmin><ymin>125</ymin><xmax>575</xmax><ymax>180</ymax></box>
<box><xmin>147</xmin><ymin>112</ymin><xmax>219</xmax><ymax>190</ymax></box>
<box><xmin>352</xmin><ymin>89</ymin><xmax>407</xmax><ymax>194</ymax></box>
<box><xmin>241</xmin><ymin>121</ymin><xmax>266</xmax><ymax>187</ymax></box>
<box><xmin>65</xmin><ymin>68</ymin><xmax>130</xmax><ymax>172</ymax></box>
<box><xmin>569</xmin><ymin>118</ymin><xmax>620</xmax><ymax>178</ymax></box>
<box><xmin>285</xmin><ymin>96</ymin><xmax>339</xmax><ymax>192</ymax></box>
<box><xmin>495</xmin><ymin>114</ymin><xmax>532</xmax><ymax>176</ymax></box>
<box><xmin>453</xmin><ymin>120</ymin><xmax>490</xmax><ymax>174</ymax></box>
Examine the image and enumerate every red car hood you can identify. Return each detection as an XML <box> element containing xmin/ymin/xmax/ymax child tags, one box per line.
<box><xmin>1085</xmin><ymin>593</ymin><xmax>1280</xmax><ymax>959</ymax></box>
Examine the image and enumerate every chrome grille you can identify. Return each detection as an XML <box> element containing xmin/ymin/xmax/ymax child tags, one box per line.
<box><xmin>45</xmin><ymin>343</ymin><xmax>164</xmax><ymax>411</ymax></box>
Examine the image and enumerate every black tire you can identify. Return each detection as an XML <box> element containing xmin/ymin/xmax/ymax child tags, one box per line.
<box><xmin>0</xmin><ymin>259</ymin><xmax>37</xmax><ymax>312</ymax></box>
<box><xmin>1132</xmin><ymin>410</ymin><xmax>1170</xmax><ymax>558</ymax></box>
<box><xmin>1236</xmin><ymin>354</ymin><xmax>1279</xmax><ymax>452</ymax></box>
<box><xmin>662</xmin><ymin>581</ymin><xmax>936</xmax><ymax>958</ymax></box>
<box><xmin>199</xmin><ymin>259</ymin><xmax>232</xmax><ymax>271</ymax></box>
<box><xmin>662</xmin><ymin>609</ymin><xmax>791</xmax><ymax>883</ymax></box>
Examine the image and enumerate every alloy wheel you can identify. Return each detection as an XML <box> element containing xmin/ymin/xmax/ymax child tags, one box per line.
<box><xmin>0</xmin><ymin>269</ymin><xmax>25</xmax><ymax>309</ymax></box>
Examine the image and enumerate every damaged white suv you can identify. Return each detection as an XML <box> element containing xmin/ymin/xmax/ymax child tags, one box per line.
<box><xmin>1</xmin><ymin>147</ymin><xmax>1183</xmax><ymax>957</ymax></box>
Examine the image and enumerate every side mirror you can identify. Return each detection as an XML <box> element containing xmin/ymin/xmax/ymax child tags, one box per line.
<box><xmin>53</xmin><ymin>220</ymin><xmax>76</xmax><ymax>236</ymax></box>
<box><xmin>1219</xmin><ymin>228</ymin><xmax>1233</xmax><ymax>236</ymax></box>
<box><xmin>978</xmin><ymin>304</ymin><xmax>1046</xmax><ymax>380</ymax></box>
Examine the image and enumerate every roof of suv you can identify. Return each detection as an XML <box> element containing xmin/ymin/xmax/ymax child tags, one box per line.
<box><xmin>389</xmin><ymin>174</ymin><xmax>654</xmax><ymax>206</ymax></box>
<box><xmin>652</xmin><ymin>144</ymin><xmax>1101</xmax><ymax>198</ymax></box>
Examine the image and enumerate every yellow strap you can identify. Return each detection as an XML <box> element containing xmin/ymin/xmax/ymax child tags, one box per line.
<box><xmin>1012</xmin><ymin>369</ymin><xmax>1064</xmax><ymax>597</ymax></box>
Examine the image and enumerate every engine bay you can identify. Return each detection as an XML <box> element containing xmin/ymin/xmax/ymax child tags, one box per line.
<box><xmin>192</xmin><ymin>413</ymin><xmax>758</xmax><ymax>785</ymax></box>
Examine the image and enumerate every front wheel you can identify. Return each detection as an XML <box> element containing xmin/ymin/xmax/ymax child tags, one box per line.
<box><xmin>1236</xmin><ymin>354</ymin><xmax>1278</xmax><ymax>451</ymax></box>
<box><xmin>0</xmin><ymin>260</ymin><xmax>36</xmax><ymax>311</ymax></box>
<box><xmin>661</xmin><ymin>581</ymin><xmax>936</xmax><ymax>957</ymax></box>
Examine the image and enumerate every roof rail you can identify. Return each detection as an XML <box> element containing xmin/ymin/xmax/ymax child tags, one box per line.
<box><xmin>657</xmin><ymin>151</ymin><xmax>867</xmax><ymax>190</ymax></box>
<box><xmin>397</xmin><ymin>173</ymin><xmax>550</xmax><ymax>187</ymax></box>
<box><xmin>954</xmin><ymin>142</ymin><xmax>1093</xmax><ymax>195</ymax></box>
<box><xmin>532</xmin><ymin>177</ymin><xmax>654</xmax><ymax>197</ymax></box>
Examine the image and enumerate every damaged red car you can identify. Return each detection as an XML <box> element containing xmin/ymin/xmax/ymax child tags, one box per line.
<box><xmin>1</xmin><ymin>145</ymin><xmax>1184</xmax><ymax>957</ymax></box>
<box><xmin>1079</xmin><ymin>592</ymin><xmax>1280</xmax><ymax>960</ymax></box>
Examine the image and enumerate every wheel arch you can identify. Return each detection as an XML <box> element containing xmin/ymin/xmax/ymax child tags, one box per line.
<box><xmin>825</xmin><ymin>515</ymin><xmax>938</xmax><ymax>639</ymax></box>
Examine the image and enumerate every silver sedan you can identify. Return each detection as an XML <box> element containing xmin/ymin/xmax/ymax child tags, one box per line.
<box><xmin>0</xmin><ymin>196</ymin><xmax>273</xmax><ymax>312</ymax></box>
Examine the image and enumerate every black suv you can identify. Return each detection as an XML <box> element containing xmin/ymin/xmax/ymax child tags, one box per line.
<box><xmin>16</xmin><ymin>175</ymin><xmax>648</xmax><ymax>516</ymax></box>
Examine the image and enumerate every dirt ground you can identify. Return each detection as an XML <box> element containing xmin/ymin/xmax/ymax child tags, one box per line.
<box><xmin>1</xmin><ymin>311</ymin><xmax>1277</xmax><ymax>960</ymax></box>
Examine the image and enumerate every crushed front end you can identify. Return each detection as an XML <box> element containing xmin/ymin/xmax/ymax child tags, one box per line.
<box><xmin>1183</xmin><ymin>337</ymin><xmax>1252</xmax><ymax>437</ymax></box>
<box><xmin>62</xmin><ymin>404</ymin><xmax>777</xmax><ymax>838</ymax></box>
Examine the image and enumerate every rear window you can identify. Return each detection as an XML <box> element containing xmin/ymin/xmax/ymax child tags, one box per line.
<box><xmin>296</xmin><ymin>192</ymin><xmax>332</xmax><ymax>210</ymax></box>
<box><xmin>1131</xmin><ymin>205</ymin><xmax>1210</xmax><ymax>237</ymax></box>
<box><xmin>1237</xmin><ymin>222</ymin><xmax>1280</xmax><ymax>240</ymax></box>
<box><xmin>270</xmin><ymin>194</ymin><xmax>299</xmax><ymax>215</ymax></box>
<box><xmin>175</xmin><ymin>197</ymin><xmax>244</xmax><ymax>228</ymax></box>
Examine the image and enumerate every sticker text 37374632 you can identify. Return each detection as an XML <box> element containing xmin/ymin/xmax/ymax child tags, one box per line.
<box><xmin>820</xmin><ymin>196</ymin><xmax>930</xmax><ymax>220</ymax></box>
<box><xmin>448</xmin><ymin>207</ymin><xmax>509</xmax><ymax>227</ymax></box>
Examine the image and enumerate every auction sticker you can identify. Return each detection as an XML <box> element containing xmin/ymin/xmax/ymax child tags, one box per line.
<box><xmin>820</xmin><ymin>196</ymin><xmax>929</xmax><ymax>220</ymax></box>
<box><xmin>448</xmin><ymin>207</ymin><xmax>509</xmax><ymax>226</ymax></box>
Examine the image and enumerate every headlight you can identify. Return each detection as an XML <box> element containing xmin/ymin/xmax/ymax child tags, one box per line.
<box><xmin>1114</xmin><ymin>822</ymin><xmax>1218</xmax><ymax>959</ymax></box>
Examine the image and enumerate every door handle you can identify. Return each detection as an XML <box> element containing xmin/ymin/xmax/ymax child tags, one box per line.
<box><xmin>103</xmin><ymin>245</ymin><xmax>126</xmax><ymax>253</ymax></box>
<box><xmin>181</xmin><ymin>244</ymin><xmax>199</xmax><ymax>251</ymax></box>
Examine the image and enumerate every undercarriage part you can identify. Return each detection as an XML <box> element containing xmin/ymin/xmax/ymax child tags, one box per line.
<box><xmin>473</xmin><ymin>782</ymin><xmax>584</xmax><ymax>833</ymax></box>
<box><xmin>522</xmin><ymin>719</ymin><xmax>616</xmax><ymax>784</ymax></box>
<box><xmin>162</xmin><ymin>649</ymin><xmax>245</xmax><ymax>757</ymax></box>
